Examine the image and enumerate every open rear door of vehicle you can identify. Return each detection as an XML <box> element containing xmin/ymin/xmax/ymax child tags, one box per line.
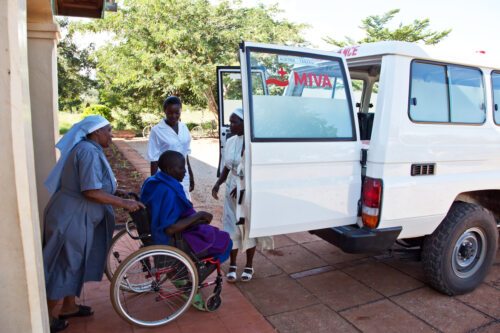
<box><xmin>239</xmin><ymin>42</ymin><xmax>362</xmax><ymax>237</ymax></box>
<box><xmin>216</xmin><ymin>66</ymin><xmax>268</xmax><ymax>176</ymax></box>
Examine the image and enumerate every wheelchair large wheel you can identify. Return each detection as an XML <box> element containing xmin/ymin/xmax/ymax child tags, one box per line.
<box><xmin>110</xmin><ymin>245</ymin><xmax>198</xmax><ymax>327</ymax></box>
<box><xmin>105</xmin><ymin>227</ymin><xmax>141</xmax><ymax>283</ymax></box>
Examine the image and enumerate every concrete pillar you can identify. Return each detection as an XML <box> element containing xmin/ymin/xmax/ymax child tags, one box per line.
<box><xmin>0</xmin><ymin>0</ymin><xmax>50</xmax><ymax>332</ymax></box>
<box><xmin>27</xmin><ymin>21</ymin><xmax>60</xmax><ymax>224</ymax></box>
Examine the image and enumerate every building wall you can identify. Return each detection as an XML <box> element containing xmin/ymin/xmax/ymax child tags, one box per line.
<box><xmin>27</xmin><ymin>22</ymin><xmax>60</xmax><ymax>224</ymax></box>
<box><xmin>0</xmin><ymin>0</ymin><xmax>55</xmax><ymax>332</ymax></box>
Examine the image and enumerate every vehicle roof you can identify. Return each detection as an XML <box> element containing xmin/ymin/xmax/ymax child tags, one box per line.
<box><xmin>336</xmin><ymin>41</ymin><xmax>500</xmax><ymax>70</ymax></box>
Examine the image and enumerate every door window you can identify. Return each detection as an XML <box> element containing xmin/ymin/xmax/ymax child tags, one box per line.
<box><xmin>220</xmin><ymin>71</ymin><xmax>266</xmax><ymax>126</ymax></box>
<box><xmin>246</xmin><ymin>51</ymin><xmax>355</xmax><ymax>141</ymax></box>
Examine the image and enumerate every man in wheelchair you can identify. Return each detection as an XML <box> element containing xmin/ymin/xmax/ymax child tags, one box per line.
<box><xmin>139</xmin><ymin>150</ymin><xmax>232</xmax><ymax>309</ymax></box>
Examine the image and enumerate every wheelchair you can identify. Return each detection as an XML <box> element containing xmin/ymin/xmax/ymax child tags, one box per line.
<box><xmin>108</xmin><ymin>195</ymin><xmax>224</xmax><ymax>327</ymax></box>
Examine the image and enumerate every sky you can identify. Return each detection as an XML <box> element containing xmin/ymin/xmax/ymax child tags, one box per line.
<box><xmin>75</xmin><ymin>0</ymin><xmax>500</xmax><ymax>56</ymax></box>
<box><xmin>241</xmin><ymin>0</ymin><xmax>500</xmax><ymax>54</ymax></box>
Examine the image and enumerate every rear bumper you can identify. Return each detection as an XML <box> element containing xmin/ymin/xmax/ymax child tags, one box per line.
<box><xmin>310</xmin><ymin>224</ymin><xmax>402</xmax><ymax>254</ymax></box>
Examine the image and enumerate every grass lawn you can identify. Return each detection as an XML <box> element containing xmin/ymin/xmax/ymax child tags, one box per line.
<box><xmin>58</xmin><ymin>112</ymin><xmax>82</xmax><ymax>134</ymax></box>
<box><xmin>58</xmin><ymin>108</ymin><xmax>217</xmax><ymax>135</ymax></box>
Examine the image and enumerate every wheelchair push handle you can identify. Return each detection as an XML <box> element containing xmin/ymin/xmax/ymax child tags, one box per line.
<box><xmin>125</xmin><ymin>220</ymin><xmax>141</xmax><ymax>240</ymax></box>
<box><xmin>122</xmin><ymin>192</ymin><xmax>152</xmax><ymax>241</ymax></box>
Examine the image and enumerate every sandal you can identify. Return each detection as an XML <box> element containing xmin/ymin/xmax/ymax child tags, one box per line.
<box><xmin>58</xmin><ymin>304</ymin><xmax>94</xmax><ymax>320</ymax></box>
<box><xmin>226</xmin><ymin>265</ymin><xmax>237</xmax><ymax>283</ymax></box>
<box><xmin>240</xmin><ymin>267</ymin><xmax>254</xmax><ymax>282</ymax></box>
<box><xmin>50</xmin><ymin>317</ymin><xmax>68</xmax><ymax>333</ymax></box>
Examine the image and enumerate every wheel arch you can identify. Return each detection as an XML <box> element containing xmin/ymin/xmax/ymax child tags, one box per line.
<box><xmin>455</xmin><ymin>190</ymin><xmax>500</xmax><ymax>225</ymax></box>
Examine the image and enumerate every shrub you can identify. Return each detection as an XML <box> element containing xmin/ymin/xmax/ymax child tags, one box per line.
<box><xmin>185</xmin><ymin>122</ymin><xmax>198</xmax><ymax>131</ymax></box>
<box><xmin>111</xmin><ymin>108</ymin><xmax>129</xmax><ymax>130</ymax></box>
<box><xmin>201</xmin><ymin>120</ymin><xmax>217</xmax><ymax>130</ymax></box>
<box><xmin>82</xmin><ymin>104</ymin><xmax>112</xmax><ymax>121</ymax></box>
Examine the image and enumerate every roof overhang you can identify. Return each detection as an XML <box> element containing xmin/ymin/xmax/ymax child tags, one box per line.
<box><xmin>53</xmin><ymin>0</ymin><xmax>108</xmax><ymax>18</ymax></box>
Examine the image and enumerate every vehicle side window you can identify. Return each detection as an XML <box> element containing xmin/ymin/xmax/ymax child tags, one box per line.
<box><xmin>492</xmin><ymin>72</ymin><xmax>500</xmax><ymax>125</ymax></box>
<box><xmin>409</xmin><ymin>61</ymin><xmax>485</xmax><ymax>124</ymax></box>
<box><xmin>248</xmin><ymin>51</ymin><xmax>355</xmax><ymax>141</ymax></box>
<box><xmin>409</xmin><ymin>62</ymin><xmax>449</xmax><ymax>122</ymax></box>
<box><xmin>221</xmin><ymin>72</ymin><xmax>266</xmax><ymax>126</ymax></box>
<box><xmin>449</xmin><ymin>66</ymin><xmax>485</xmax><ymax>123</ymax></box>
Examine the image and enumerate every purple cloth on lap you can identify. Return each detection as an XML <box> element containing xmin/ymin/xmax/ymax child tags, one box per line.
<box><xmin>182</xmin><ymin>224</ymin><xmax>230</xmax><ymax>257</ymax></box>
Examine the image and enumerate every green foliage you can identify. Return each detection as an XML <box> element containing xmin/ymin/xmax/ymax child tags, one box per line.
<box><xmin>82</xmin><ymin>104</ymin><xmax>113</xmax><ymax>121</ymax></box>
<box><xmin>201</xmin><ymin>120</ymin><xmax>217</xmax><ymax>130</ymax></box>
<box><xmin>324</xmin><ymin>9</ymin><xmax>451</xmax><ymax>47</ymax></box>
<box><xmin>185</xmin><ymin>122</ymin><xmax>198</xmax><ymax>131</ymax></box>
<box><xmin>57</xmin><ymin>18</ymin><xmax>96</xmax><ymax>112</ymax></box>
<box><xmin>72</xmin><ymin>0</ymin><xmax>307</xmax><ymax>125</ymax></box>
<box><xmin>111</xmin><ymin>108</ymin><xmax>129</xmax><ymax>130</ymax></box>
<box><xmin>58</xmin><ymin>112</ymin><xmax>82</xmax><ymax>134</ymax></box>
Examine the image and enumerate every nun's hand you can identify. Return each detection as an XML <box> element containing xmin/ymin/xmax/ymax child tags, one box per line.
<box><xmin>122</xmin><ymin>199</ymin><xmax>145</xmax><ymax>212</ymax></box>
<box><xmin>114</xmin><ymin>189</ymin><xmax>127</xmax><ymax>198</ymax></box>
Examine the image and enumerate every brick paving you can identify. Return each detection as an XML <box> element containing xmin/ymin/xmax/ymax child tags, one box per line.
<box><xmin>64</xmin><ymin>138</ymin><xmax>500</xmax><ymax>333</ymax></box>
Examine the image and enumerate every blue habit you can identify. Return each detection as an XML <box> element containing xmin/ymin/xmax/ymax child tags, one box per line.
<box><xmin>140</xmin><ymin>172</ymin><xmax>192</xmax><ymax>246</ymax></box>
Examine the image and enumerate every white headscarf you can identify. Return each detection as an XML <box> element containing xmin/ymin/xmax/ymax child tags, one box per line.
<box><xmin>231</xmin><ymin>107</ymin><xmax>244</xmax><ymax>120</ymax></box>
<box><xmin>44</xmin><ymin>115</ymin><xmax>110</xmax><ymax>194</ymax></box>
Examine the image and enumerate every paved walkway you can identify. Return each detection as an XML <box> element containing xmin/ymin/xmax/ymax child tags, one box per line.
<box><xmin>65</xmin><ymin>138</ymin><xmax>500</xmax><ymax>333</ymax></box>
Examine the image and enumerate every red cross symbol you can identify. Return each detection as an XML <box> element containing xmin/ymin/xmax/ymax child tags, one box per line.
<box><xmin>277</xmin><ymin>67</ymin><xmax>287</xmax><ymax>78</ymax></box>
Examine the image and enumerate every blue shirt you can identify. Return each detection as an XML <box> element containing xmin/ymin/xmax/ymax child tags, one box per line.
<box><xmin>140</xmin><ymin>172</ymin><xmax>193</xmax><ymax>245</ymax></box>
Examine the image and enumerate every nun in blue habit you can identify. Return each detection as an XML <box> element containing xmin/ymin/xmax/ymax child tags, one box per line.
<box><xmin>42</xmin><ymin>115</ymin><xmax>143</xmax><ymax>332</ymax></box>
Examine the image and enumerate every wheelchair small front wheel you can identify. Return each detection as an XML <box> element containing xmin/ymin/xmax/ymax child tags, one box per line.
<box><xmin>204</xmin><ymin>293</ymin><xmax>222</xmax><ymax>312</ymax></box>
<box><xmin>111</xmin><ymin>245</ymin><xmax>198</xmax><ymax>327</ymax></box>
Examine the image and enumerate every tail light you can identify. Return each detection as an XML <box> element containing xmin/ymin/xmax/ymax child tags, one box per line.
<box><xmin>361</xmin><ymin>177</ymin><xmax>383</xmax><ymax>229</ymax></box>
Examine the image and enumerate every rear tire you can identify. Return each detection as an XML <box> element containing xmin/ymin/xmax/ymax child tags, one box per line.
<box><xmin>110</xmin><ymin>245</ymin><xmax>198</xmax><ymax>327</ymax></box>
<box><xmin>422</xmin><ymin>201</ymin><xmax>498</xmax><ymax>295</ymax></box>
<box><xmin>105</xmin><ymin>228</ymin><xmax>141</xmax><ymax>283</ymax></box>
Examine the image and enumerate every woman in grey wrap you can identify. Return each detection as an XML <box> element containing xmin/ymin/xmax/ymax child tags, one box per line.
<box><xmin>42</xmin><ymin>115</ymin><xmax>144</xmax><ymax>332</ymax></box>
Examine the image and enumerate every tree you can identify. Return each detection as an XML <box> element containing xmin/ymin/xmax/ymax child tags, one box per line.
<box><xmin>324</xmin><ymin>9</ymin><xmax>451</xmax><ymax>47</ymax></box>
<box><xmin>57</xmin><ymin>18</ymin><xmax>96</xmax><ymax>112</ymax></box>
<box><xmin>74</xmin><ymin>0</ymin><xmax>307</xmax><ymax>127</ymax></box>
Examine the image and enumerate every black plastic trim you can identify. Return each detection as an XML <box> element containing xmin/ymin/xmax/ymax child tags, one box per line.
<box><xmin>310</xmin><ymin>224</ymin><xmax>402</xmax><ymax>254</ymax></box>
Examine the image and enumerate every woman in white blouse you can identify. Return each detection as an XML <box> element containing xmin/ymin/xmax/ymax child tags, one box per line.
<box><xmin>147</xmin><ymin>96</ymin><xmax>194</xmax><ymax>199</ymax></box>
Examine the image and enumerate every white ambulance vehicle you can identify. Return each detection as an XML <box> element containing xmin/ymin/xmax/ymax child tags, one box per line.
<box><xmin>216</xmin><ymin>41</ymin><xmax>500</xmax><ymax>295</ymax></box>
